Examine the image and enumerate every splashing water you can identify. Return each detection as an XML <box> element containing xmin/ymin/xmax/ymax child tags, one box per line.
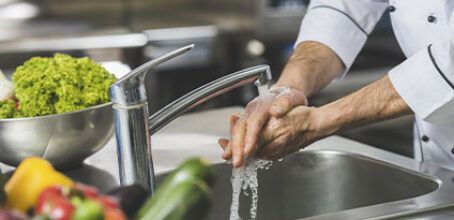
<box><xmin>257</xmin><ymin>84</ymin><xmax>270</xmax><ymax>97</ymax></box>
<box><xmin>229</xmin><ymin>84</ymin><xmax>273</xmax><ymax>220</ymax></box>
<box><xmin>229</xmin><ymin>158</ymin><xmax>273</xmax><ymax>220</ymax></box>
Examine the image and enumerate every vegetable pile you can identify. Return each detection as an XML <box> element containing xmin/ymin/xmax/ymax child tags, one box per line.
<box><xmin>0</xmin><ymin>100</ymin><xmax>16</xmax><ymax>119</ymax></box>
<box><xmin>34</xmin><ymin>184</ymin><xmax>127</xmax><ymax>220</ymax></box>
<box><xmin>0</xmin><ymin>54</ymin><xmax>117</xmax><ymax>118</ymax></box>
<box><xmin>0</xmin><ymin>157</ymin><xmax>213</xmax><ymax>220</ymax></box>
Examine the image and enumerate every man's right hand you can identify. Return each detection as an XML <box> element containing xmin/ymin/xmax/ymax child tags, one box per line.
<box><xmin>218</xmin><ymin>87</ymin><xmax>307</xmax><ymax>167</ymax></box>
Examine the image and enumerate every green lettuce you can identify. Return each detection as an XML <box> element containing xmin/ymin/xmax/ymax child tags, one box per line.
<box><xmin>10</xmin><ymin>53</ymin><xmax>117</xmax><ymax>118</ymax></box>
<box><xmin>0</xmin><ymin>100</ymin><xmax>17</xmax><ymax>119</ymax></box>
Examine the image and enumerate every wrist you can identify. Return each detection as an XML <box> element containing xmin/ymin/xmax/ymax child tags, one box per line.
<box><xmin>311</xmin><ymin>104</ymin><xmax>342</xmax><ymax>137</ymax></box>
<box><xmin>272</xmin><ymin>63</ymin><xmax>310</xmax><ymax>94</ymax></box>
<box><xmin>275</xmin><ymin>41</ymin><xmax>345</xmax><ymax>96</ymax></box>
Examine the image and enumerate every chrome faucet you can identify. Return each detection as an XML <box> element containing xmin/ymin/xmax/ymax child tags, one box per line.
<box><xmin>109</xmin><ymin>45</ymin><xmax>272</xmax><ymax>194</ymax></box>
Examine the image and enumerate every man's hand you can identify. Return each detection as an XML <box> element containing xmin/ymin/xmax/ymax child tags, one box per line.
<box><xmin>256</xmin><ymin>75</ymin><xmax>413</xmax><ymax>161</ymax></box>
<box><xmin>220</xmin><ymin>105</ymin><xmax>328</xmax><ymax>161</ymax></box>
<box><xmin>220</xmin><ymin>75</ymin><xmax>413</xmax><ymax>165</ymax></box>
<box><xmin>218</xmin><ymin>87</ymin><xmax>307</xmax><ymax>167</ymax></box>
<box><xmin>218</xmin><ymin>42</ymin><xmax>345</xmax><ymax>167</ymax></box>
<box><xmin>255</xmin><ymin>106</ymin><xmax>326</xmax><ymax>160</ymax></box>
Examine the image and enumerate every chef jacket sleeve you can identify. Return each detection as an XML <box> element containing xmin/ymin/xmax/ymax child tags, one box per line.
<box><xmin>296</xmin><ymin>0</ymin><xmax>388</xmax><ymax>79</ymax></box>
<box><xmin>388</xmin><ymin>13</ymin><xmax>454</xmax><ymax>125</ymax></box>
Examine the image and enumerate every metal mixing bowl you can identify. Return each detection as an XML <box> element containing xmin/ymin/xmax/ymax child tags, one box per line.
<box><xmin>0</xmin><ymin>102</ymin><xmax>114</xmax><ymax>168</ymax></box>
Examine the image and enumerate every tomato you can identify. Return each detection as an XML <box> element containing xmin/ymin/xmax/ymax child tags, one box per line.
<box><xmin>35</xmin><ymin>186</ymin><xmax>64</xmax><ymax>215</ymax></box>
<box><xmin>73</xmin><ymin>183</ymin><xmax>99</xmax><ymax>198</ymax></box>
<box><xmin>47</xmin><ymin>197</ymin><xmax>74</xmax><ymax>220</ymax></box>
<box><xmin>98</xmin><ymin>196</ymin><xmax>119</xmax><ymax>209</ymax></box>
<box><xmin>98</xmin><ymin>196</ymin><xmax>127</xmax><ymax>220</ymax></box>
<box><xmin>35</xmin><ymin>187</ymin><xmax>74</xmax><ymax>220</ymax></box>
<box><xmin>104</xmin><ymin>207</ymin><xmax>128</xmax><ymax>220</ymax></box>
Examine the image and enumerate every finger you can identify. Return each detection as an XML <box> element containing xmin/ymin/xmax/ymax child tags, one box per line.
<box><xmin>256</xmin><ymin>134</ymin><xmax>289</xmax><ymax>160</ymax></box>
<box><xmin>243</xmin><ymin>99</ymin><xmax>258</xmax><ymax>115</ymax></box>
<box><xmin>218</xmin><ymin>138</ymin><xmax>233</xmax><ymax>159</ymax></box>
<box><xmin>219</xmin><ymin>114</ymin><xmax>240</xmax><ymax>160</ymax></box>
<box><xmin>231</xmin><ymin>118</ymin><xmax>246</xmax><ymax>167</ymax></box>
<box><xmin>259</xmin><ymin>117</ymin><xmax>285</xmax><ymax>144</ymax></box>
<box><xmin>269</xmin><ymin>93</ymin><xmax>292</xmax><ymax>117</ymax></box>
<box><xmin>218</xmin><ymin>138</ymin><xmax>229</xmax><ymax>150</ymax></box>
<box><xmin>244</xmin><ymin>106</ymin><xmax>270</xmax><ymax>156</ymax></box>
<box><xmin>230</xmin><ymin>113</ymin><xmax>241</xmax><ymax>134</ymax></box>
<box><xmin>270</xmin><ymin>90</ymin><xmax>307</xmax><ymax>117</ymax></box>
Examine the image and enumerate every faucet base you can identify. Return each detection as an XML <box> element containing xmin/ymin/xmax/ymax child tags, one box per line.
<box><xmin>113</xmin><ymin>101</ymin><xmax>155</xmax><ymax>194</ymax></box>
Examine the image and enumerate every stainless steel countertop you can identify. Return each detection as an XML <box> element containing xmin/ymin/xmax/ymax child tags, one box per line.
<box><xmin>1</xmin><ymin>106</ymin><xmax>454</xmax><ymax>219</ymax></box>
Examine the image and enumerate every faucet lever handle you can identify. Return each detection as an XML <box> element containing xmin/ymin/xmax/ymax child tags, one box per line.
<box><xmin>148</xmin><ymin>64</ymin><xmax>272</xmax><ymax>135</ymax></box>
<box><xmin>110</xmin><ymin>44</ymin><xmax>194</xmax><ymax>105</ymax></box>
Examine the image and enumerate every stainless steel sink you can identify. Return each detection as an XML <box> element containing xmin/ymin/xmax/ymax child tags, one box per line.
<box><xmin>3</xmin><ymin>105</ymin><xmax>453</xmax><ymax>219</ymax></box>
<box><xmin>156</xmin><ymin>149</ymin><xmax>454</xmax><ymax>220</ymax></box>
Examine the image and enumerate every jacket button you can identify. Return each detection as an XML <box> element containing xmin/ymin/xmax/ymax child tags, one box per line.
<box><xmin>428</xmin><ymin>15</ymin><xmax>437</xmax><ymax>23</ymax></box>
<box><xmin>388</xmin><ymin>6</ymin><xmax>396</xmax><ymax>12</ymax></box>
<box><xmin>422</xmin><ymin>135</ymin><xmax>429</xmax><ymax>142</ymax></box>
<box><xmin>451</xmin><ymin>147</ymin><xmax>454</xmax><ymax>155</ymax></box>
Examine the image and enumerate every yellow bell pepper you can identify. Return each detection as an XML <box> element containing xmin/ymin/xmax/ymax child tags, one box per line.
<box><xmin>5</xmin><ymin>157</ymin><xmax>73</xmax><ymax>212</ymax></box>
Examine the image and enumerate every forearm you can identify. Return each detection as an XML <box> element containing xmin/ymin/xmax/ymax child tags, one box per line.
<box><xmin>316</xmin><ymin>75</ymin><xmax>413</xmax><ymax>135</ymax></box>
<box><xmin>274</xmin><ymin>41</ymin><xmax>345</xmax><ymax>96</ymax></box>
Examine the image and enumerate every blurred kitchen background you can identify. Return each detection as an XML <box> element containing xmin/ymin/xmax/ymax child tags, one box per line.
<box><xmin>0</xmin><ymin>0</ymin><xmax>412</xmax><ymax>157</ymax></box>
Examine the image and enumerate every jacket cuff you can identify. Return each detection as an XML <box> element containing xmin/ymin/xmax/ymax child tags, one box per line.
<box><xmin>389</xmin><ymin>45</ymin><xmax>454</xmax><ymax>124</ymax></box>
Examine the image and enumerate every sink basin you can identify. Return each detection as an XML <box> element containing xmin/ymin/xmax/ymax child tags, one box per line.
<box><xmin>156</xmin><ymin>149</ymin><xmax>454</xmax><ymax>220</ymax></box>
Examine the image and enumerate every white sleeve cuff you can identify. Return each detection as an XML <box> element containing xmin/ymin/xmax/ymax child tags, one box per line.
<box><xmin>295</xmin><ymin>6</ymin><xmax>368</xmax><ymax>79</ymax></box>
<box><xmin>389</xmin><ymin>45</ymin><xmax>454</xmax><ymax>125</ymax></box>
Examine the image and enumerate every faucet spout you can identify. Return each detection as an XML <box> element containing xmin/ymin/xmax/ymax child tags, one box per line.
<box><xmin>149</xmin><ymin>65</ymin><xmax>272</xmax><ymax>135</ymax></box>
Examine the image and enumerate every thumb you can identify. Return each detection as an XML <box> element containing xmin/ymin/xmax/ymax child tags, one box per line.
<box><xmin>218</xmin><ymin>138</ymin><xmax>232</xmax><ymax>160</ymax></box>
<box><xmin>269</xmin><ymin>89</ymin><xmax>307</xmax><ymax>117</ymax></box>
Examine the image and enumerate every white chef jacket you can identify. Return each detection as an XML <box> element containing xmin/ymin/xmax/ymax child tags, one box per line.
<box><xmin>295</xmin><ymin>0</ymin><xmax>454</xmax><ymax>170</ymax></box>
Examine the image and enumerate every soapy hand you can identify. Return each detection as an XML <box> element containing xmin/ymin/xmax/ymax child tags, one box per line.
<box><xmin>255</xmin><ymin>106</ymin><xmax>324</xmax><ymax>160</ymax></box>
<box><xmin>218</xmin><ymin>87</ymin><xmax>307</xmax><ymax>167</ymax></box>
<box><xmin>220</xmin><ymin>105</ymin><xmax>327</xmax><ymax>162</ymax></box>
